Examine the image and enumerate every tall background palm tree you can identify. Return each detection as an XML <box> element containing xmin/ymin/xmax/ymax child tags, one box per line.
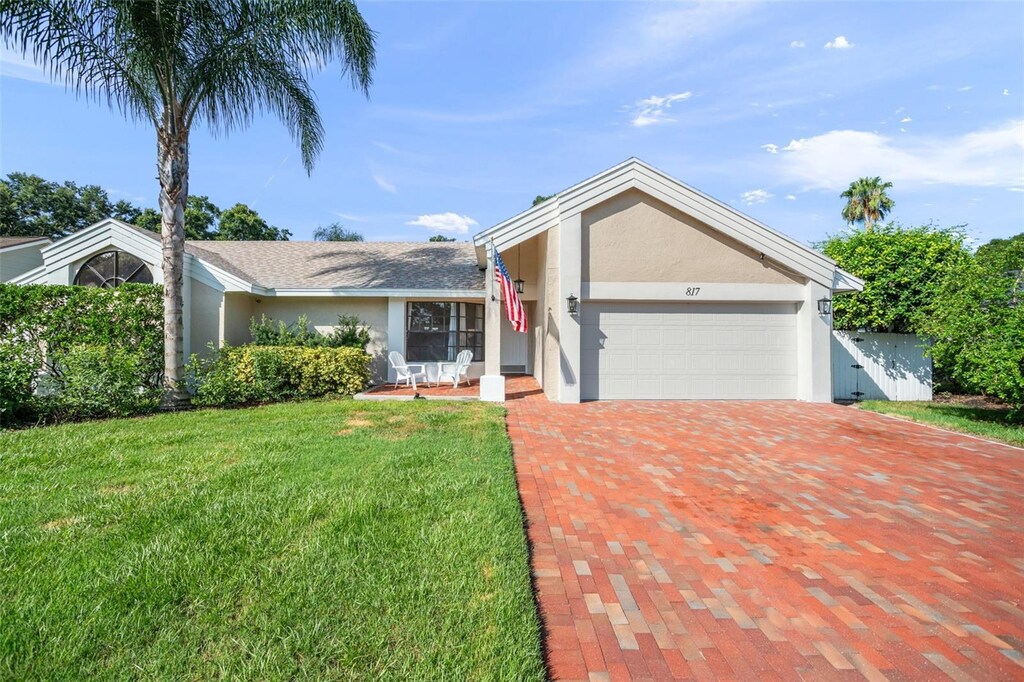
<box><xmin>840</xmin><ymin>176</ymin><xmax>895</xmax><ymax>231</ymax></box>
<box><xmin>1</xmin><ymin>0</ymin><xmax>376</xmax><ymax>405</ymax></box>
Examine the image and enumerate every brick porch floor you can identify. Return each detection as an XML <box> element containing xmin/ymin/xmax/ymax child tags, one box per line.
<box><xmin>505</xmin><ymin>380</ymin><xmax>1024</xmax><ymax>681</ymax></box>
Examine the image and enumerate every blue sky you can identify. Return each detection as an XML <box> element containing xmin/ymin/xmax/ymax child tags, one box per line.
<box><xmin>1</xmin><ymin>1</ymin><xmax>1022</xmax><ymax>246</ymax></box>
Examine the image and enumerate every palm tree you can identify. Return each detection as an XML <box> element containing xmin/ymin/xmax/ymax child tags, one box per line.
<box><xmin>1</xmin><ymin>0</ymin><xmax>376</xmax><ymax>406</ymax></box>
<box><xmin>840</xmin><ymin>177</ymin><xmax>895</xmax><ymax>231</ymax></box>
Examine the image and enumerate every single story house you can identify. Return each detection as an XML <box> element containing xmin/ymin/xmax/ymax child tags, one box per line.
<box><xmin>4</xmin><ymin>159</ymin><xmax>862</xmax><ymax>402</ymax></box>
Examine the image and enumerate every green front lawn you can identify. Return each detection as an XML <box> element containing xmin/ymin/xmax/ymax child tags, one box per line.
<box><xmin>860</xmin><ymin>400</ymin><xmax>1024</xmax><ymax>448</ymax></box>
<box><xmin>0</xmin><ymin>400</ymin><xmax>544</xmax><ymax>680</ymax></box>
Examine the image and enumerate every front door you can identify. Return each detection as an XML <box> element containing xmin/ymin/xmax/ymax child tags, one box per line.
<box><xmin>500</xmin><ymin>310</ymin><xmax>529</xmax><ymax>373</ymax></box>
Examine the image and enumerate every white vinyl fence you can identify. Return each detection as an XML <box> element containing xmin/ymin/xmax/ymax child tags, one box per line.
<box><xmin>832</xmin><ymin>331</ymin><xmax>932</xmax><ymax>401</ymax></box>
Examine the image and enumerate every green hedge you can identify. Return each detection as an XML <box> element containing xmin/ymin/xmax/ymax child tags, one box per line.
<box><xmin>0</xmin><ymin>284</ymin><xmax>163</xmax><ymax>424</ymax></box>
<box><xmin>189</xmin><ymin>345</ymin><xmax>371</xmax><ymax>407</ymax></box>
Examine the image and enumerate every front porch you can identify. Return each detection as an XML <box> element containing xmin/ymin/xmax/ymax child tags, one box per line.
<box><xmin>358</xmin><ymin>375</ymin><xmax>543</xmax><ymax>402</ymax></box>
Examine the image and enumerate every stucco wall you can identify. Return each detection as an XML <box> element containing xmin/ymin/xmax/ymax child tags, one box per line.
<box><xmin>222</xmin><ymin>293</ymin><xmax>256</xmax><ymax>346</ymax></box>
<box><xmin>0</xmin><ymin>246</ymin><xmax>45</xmax><ymax>282</ymax></box>
<box><xmin>542</xmin><ymin>225</ymin><xmax>561</xmax><ymax>400</ymax></box>
<box><xmin>253</xmin><ymin>297</ymin><xmax>389</xmax><ymax>383</ymax></box>
<box><xmin>582</xmin><ymin>189</ymin><xmax>802</xmax><ymax>285</ymax></box>
<box><xmin>190</xmin><ymin>279</ymin><xmax>223</xmax><ymax>358</ymax></box>
<box><xmin>498</xmin><ymin>238</ymin><xmax>539</xmax><ymax>301</ymax></box>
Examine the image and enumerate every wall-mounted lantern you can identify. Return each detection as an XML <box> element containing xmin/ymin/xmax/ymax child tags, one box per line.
<box><xmin>566</xmin><ymin>293</ymin><xmax>579</xmax><ymax>315</ymax></box>
<box><xmin>514</xmin><ymin>277</ymin><xmax>525</xmax><ymax>295</ymax></box>
<box><xmin>817</xmin><ymin>297</ymin><xmax>833</xmax><ymax>315</ymax></box>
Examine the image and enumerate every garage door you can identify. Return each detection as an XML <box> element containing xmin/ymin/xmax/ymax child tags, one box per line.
<box><xmin>580</xmin><ymin>302</ymin><xmax>797</xmax><ymax>400</ymax></box>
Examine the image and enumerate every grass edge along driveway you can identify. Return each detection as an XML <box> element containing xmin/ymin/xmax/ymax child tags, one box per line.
<box><xmin>859</xmin><ymin>400</ymin><xmax>1024</xmax><ymax>448</ymax></box>
<box><xmin>0</xmin><ymin>399</ymin><xmax>545</xmax><ymax>681</ymax></box>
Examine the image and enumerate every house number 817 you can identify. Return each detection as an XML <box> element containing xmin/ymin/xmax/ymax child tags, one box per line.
<box><xmin>685</xmin><ymin>287</ymin><xmax>701</xmax><ymax>296</ymax></box>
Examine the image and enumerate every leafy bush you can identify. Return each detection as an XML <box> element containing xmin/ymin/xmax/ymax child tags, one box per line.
<box><xmin>0</xmin><ymin>340</ymin><xmax>40</xmax><ymax>425</ymax></box>
<box><xmin>39</xmin><ymin>345</ymin><xmax>161</xmax><ymax>420</ymax></box>
<box><xmin>249</xmin><ymin>314</ymin><xmax>371</xmax><ymax>350</ymax></box>
<box><xmin>818</xmin><ymin>224</ymin><xmax>971</xmax><ymax>332</ymax></box>
<box><xmin>0</xmin><ymin>284</ymin><xmax>162</xmax><ymax>423</ymax></box>
<box><xmin>0</xmin><ymin>284</ymin><xmax>163</xmax><ymax>380</ymax></box>
<box><xmin>190</xmin><ymin>345</ymin><xmax>371</xmax><ymax>407</ymax></box>
<box><xmin>921</xmin><ymin>260</ymin><xmax>1024</xmax><ymax>411</ymax></box>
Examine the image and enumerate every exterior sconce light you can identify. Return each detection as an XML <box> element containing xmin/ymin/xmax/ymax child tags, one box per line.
<box><xmin>566</xmin><ymin>293</ymin><xmax>579</xmax><ymax>315</ymax></box>
<box><xmin>817</xmin><ymin>297</ymin><xmax>832</xmax><ymax>315</ymax></box>
<box><xmin>514</xmin><ymin>278</ymin><xmax>525</xmax><ymax>295</ymax></box>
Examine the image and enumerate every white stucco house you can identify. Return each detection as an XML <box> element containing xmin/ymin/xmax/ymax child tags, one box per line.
<box><xmin>2</xmin><ymin>159</ymin><xmax>863</xmax><ymax>403</ymax></box>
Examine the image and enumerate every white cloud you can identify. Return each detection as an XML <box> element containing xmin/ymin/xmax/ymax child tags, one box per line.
<box><xmin>900</xmin><ymin>117</ymin><xmax>912</xmax><ymax>123</ymax></box>
<box><xmin>406</xmin><ymin>212</ymin><xmax>479</xmax><ymax>234</ymax></box>
<box><xmin>629</xmin><ymin>91</ymin><xmax>692</xmax><ymax>127</ymax></box>
<box><xmin>372</xmin><ymin>174</ymin><xmax>397</xmax><ymax>194</ymax></box>
<box><xmin>0</xmin><ymin>47</ymin><xmax>53</xmax><ymax>84</ymax></box>
<box><xmin>824</xmin><ymin>36</ymin><xmax>854</xmax><ymax>49</ymax></box>
<box><xmin>790</xmin><ymin>40</ymin><xmax>805</xmax><ymax>48</ymax></box>
<box><xmin>773</xmin><ymin>120</ymin><xmax>1024</xmax><ymax>191</ymax></box>
<box><xmin>761</xmin><ymin>143</ymin><xmax>779</xmax><ymax>154</ymax></box>
<box><xmin>785</xmin><ymin>194</ymin><xmax>797</xmax><ymax>201</ymax></box>
<box><xmin>958</xmin><ymin>85</ymin><xmax>973</xmax><ymax>92</ymax></box>
<box><xmin>1004</xmin><ymin>89</ymin><xmax>1011</xmax><ymax>96</ymax></box>
<box><xmin>741</xmin><ymin>189</ymin><xmax>773</xmax><ymax>205</ymax></box>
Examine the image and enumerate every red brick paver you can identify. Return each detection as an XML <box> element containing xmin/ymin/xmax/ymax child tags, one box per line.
<box><xmin>506</xmin><ymin>382</ymin><xmax>1024</xmax><ymax>681</ymax></box>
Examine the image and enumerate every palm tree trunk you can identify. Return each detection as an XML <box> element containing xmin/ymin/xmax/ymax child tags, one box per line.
<box><xmin>157</xmin><ymin>116</ymin><xmax>190</xmax><ymax>408</ymax></box>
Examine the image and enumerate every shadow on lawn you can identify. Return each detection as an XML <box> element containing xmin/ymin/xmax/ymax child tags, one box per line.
<box><xmin>922</xmin><ymin>404</ymin><xmax>1023</xmax><ymax>427</ymax></box>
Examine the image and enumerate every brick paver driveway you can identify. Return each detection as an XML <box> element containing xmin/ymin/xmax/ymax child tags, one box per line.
<box><xmin>506</xmin><ymin>386</ymin><xmax>1024</xmax><ymax>681</ymax></box>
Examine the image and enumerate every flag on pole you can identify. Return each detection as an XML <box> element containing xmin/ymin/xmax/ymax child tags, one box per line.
<box><xmin>493</xmin><ymin>246</ymin><xmax>528</xmax><ymax>333</ymax></box>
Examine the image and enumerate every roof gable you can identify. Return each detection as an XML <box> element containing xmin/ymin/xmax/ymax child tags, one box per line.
<box><xmin>473</xmin><ymin>158</ymin><xmax>861</xmax><ymax>290</ymax></box>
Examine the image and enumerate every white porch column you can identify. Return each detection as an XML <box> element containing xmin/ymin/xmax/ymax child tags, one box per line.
<box><xmin>557</xmin><ymin>213</ymin><xmax>582</xmax><ymax>403</ymax></box>
<box><xmin>796</xmin><ymin>281</ymin><xmax>833</xmax><ymax>402</ymax></box>
<box><xmin>386</xmin><ymin>297</ymin><xmax>406</xmax><ymax>384</ymax></box>
<box><xmin>481</xmin><ymin>243</ymin><xmax>505</xmax><ymax>401</ymax></box>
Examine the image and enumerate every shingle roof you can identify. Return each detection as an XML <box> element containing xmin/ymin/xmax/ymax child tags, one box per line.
<box><xmin>114</xmin><ymin>223</ymin><xmax>484</xmax><ymax>291</ymax></box>
<box><xmin>187</xmin><ymin>240</ymin><xmax>484</xmax><ymax>291</ymax></box>
<box><xmin>0</xmin><ymin>236</ymin><xmax>50</xmax><ymax>250</ymax></box>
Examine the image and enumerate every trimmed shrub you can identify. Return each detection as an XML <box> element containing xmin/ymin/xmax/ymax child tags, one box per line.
<box><xmin>249</xmin><ymin>313</ymin><xmax>371</xmax><ymax>350</ymax></box>
<box><xmin>0</xmin><ymin>284</ymin><xmax>162</xmax><ymax>424</ymax></box>
<box><xmin>0</xmin><ymin>339</ymin><xmax>40</xmax><ymax>425</ymax></box>
<box><xmin>39</xmin><ymin>345</ymin><xmax>161</xmax><ymax>420</ymax></box>
<box><xmin>0</xmin><ymin>283</ymin><xmax>163</xmax><ymax>381</ymax></box>
<box><xmin>190</xmin><ymin>345</ymin><xmax>371</xmax><ymax>407</ymax></box>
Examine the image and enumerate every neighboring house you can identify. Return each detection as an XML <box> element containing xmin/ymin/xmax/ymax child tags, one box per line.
<box><xmin>0</xmin><ymin>236</ymin><xmax>51</xmax><ymax>282</ymax></box>
<box><xmin>8</xmin><ymin>159</ymin><xmax>863</xmax><ymax>402</ymax></box>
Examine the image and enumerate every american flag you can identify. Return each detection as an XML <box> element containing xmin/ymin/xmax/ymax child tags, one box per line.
<box><xmin>494</xmin><ymin>248</ymin><xmax>528</xmax><ymax>333</ymax></box>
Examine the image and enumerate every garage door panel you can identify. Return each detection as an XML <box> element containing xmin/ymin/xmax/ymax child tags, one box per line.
<box><xmin>581</xmin><ymin>302</ymin><xmax>797</xmax><ymax>400</ymax></box>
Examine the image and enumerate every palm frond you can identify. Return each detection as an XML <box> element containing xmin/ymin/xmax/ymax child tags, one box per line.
<box><xmin>0</xmin><ymin>0</ymin><xmax>160</xmax><ymax>124</ymax></box>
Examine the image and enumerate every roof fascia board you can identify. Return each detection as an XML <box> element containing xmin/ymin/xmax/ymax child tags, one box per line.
<box><xmin>266</xmin><ymin>288</ymin><xmax>485</xmax><ymax>298</ymax></box>
<box><xmin>630</xmin><ymin>164</ymin><xmax>837</xmax><ymax>273</ymax></box>
<box><xmin>576</xmin><ymin>172</ymin><xmax>834</xmax><ymax>285</ymax></box>
<box><xmin>832</xmin><ymin>268</ymin><xmax>865</xmax><ymax>293</ymax></box>
<box><xmin>472</xmin><ymin>202</ymin><xmax>559</xmax><ymax>247</ymax></box>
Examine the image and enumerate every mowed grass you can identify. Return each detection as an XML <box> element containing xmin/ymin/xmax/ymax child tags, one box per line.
<box><xmin>0</xmin><ymin>400</ymin><xmax>545</xmax><ymax>680</ymax></box>
<box><xmin>860</xmin><ymin>400</ymin><xmax>1024</xmax><ymax>448</ymax></box>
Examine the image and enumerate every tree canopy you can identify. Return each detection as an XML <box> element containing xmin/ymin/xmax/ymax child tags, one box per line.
<box><xmin>840</xmin><ymin>177</ymin><xmax>895</xmax><ymax>231</ymax></box>
<box><xmin>975</xmin><ymin>232</ymin><xmax>1024</xmax><ymax>276</ymax></box>
<box><xmin>135</xmin><ymin>195</ymin><xmax>221</xmax><ymax>240</ymax></box>
<box><xmin>313</xmin><ymin>223</ymin><xmax>363</xmax><ymax>241</ymax></box>
<box><xmin>818</xmin><ymin>223</ymin><xmax>971</xmax><ymax>333</ymax></box>
<box><xmin>218</xmin><ymin>204</ymin><xmax>291</xmax><ymax>241</ymax></box>
<box><xmin>0</xmin><ymin>172</ymin><xmax>139</xmax><ymax>238</ymax></box>
<box><xmin>532</xmin><ymin>194</ymin><xmax>554</xmax><ymax>207</ymax></box>
<box><xmin>428</xmin><ymin>234</ymin><xmax>456</xmax><ymax>242</ymax></box>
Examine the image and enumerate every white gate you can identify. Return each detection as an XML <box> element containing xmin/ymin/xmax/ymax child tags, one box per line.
<box><xmin>832</xmin><ymin>332</ymin><xmax>932</xmax><ymax>401</ymax></box>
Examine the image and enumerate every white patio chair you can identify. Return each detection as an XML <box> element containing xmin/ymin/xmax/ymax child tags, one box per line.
<box><xmin>437</xmin><ymin>350</ymin><xmax>473</xmax><ymax>388</ymax></box>
<box><xmin>388</xmin><ymin>351</ymin><xmax>426</xmax><ymax>390</ymax></box>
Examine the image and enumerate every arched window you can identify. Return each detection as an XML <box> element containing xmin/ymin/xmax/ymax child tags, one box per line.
<box><xmin>74</xmin><ymin>250</ymin><xmax>153</xmax><ymax>288</ymax></box>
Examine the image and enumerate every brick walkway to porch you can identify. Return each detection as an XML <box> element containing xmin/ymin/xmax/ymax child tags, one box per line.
<box><xmin>505</xmin><ymin>380</ymin><xmax>1024</xmax><ymax>681</ymax></box>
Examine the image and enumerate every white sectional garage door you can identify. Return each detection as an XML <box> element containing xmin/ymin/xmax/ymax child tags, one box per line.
<box><xmin>580</xmin><ymin>302</ymin><xmax>798</xmax><ymax>400</ymax></box>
